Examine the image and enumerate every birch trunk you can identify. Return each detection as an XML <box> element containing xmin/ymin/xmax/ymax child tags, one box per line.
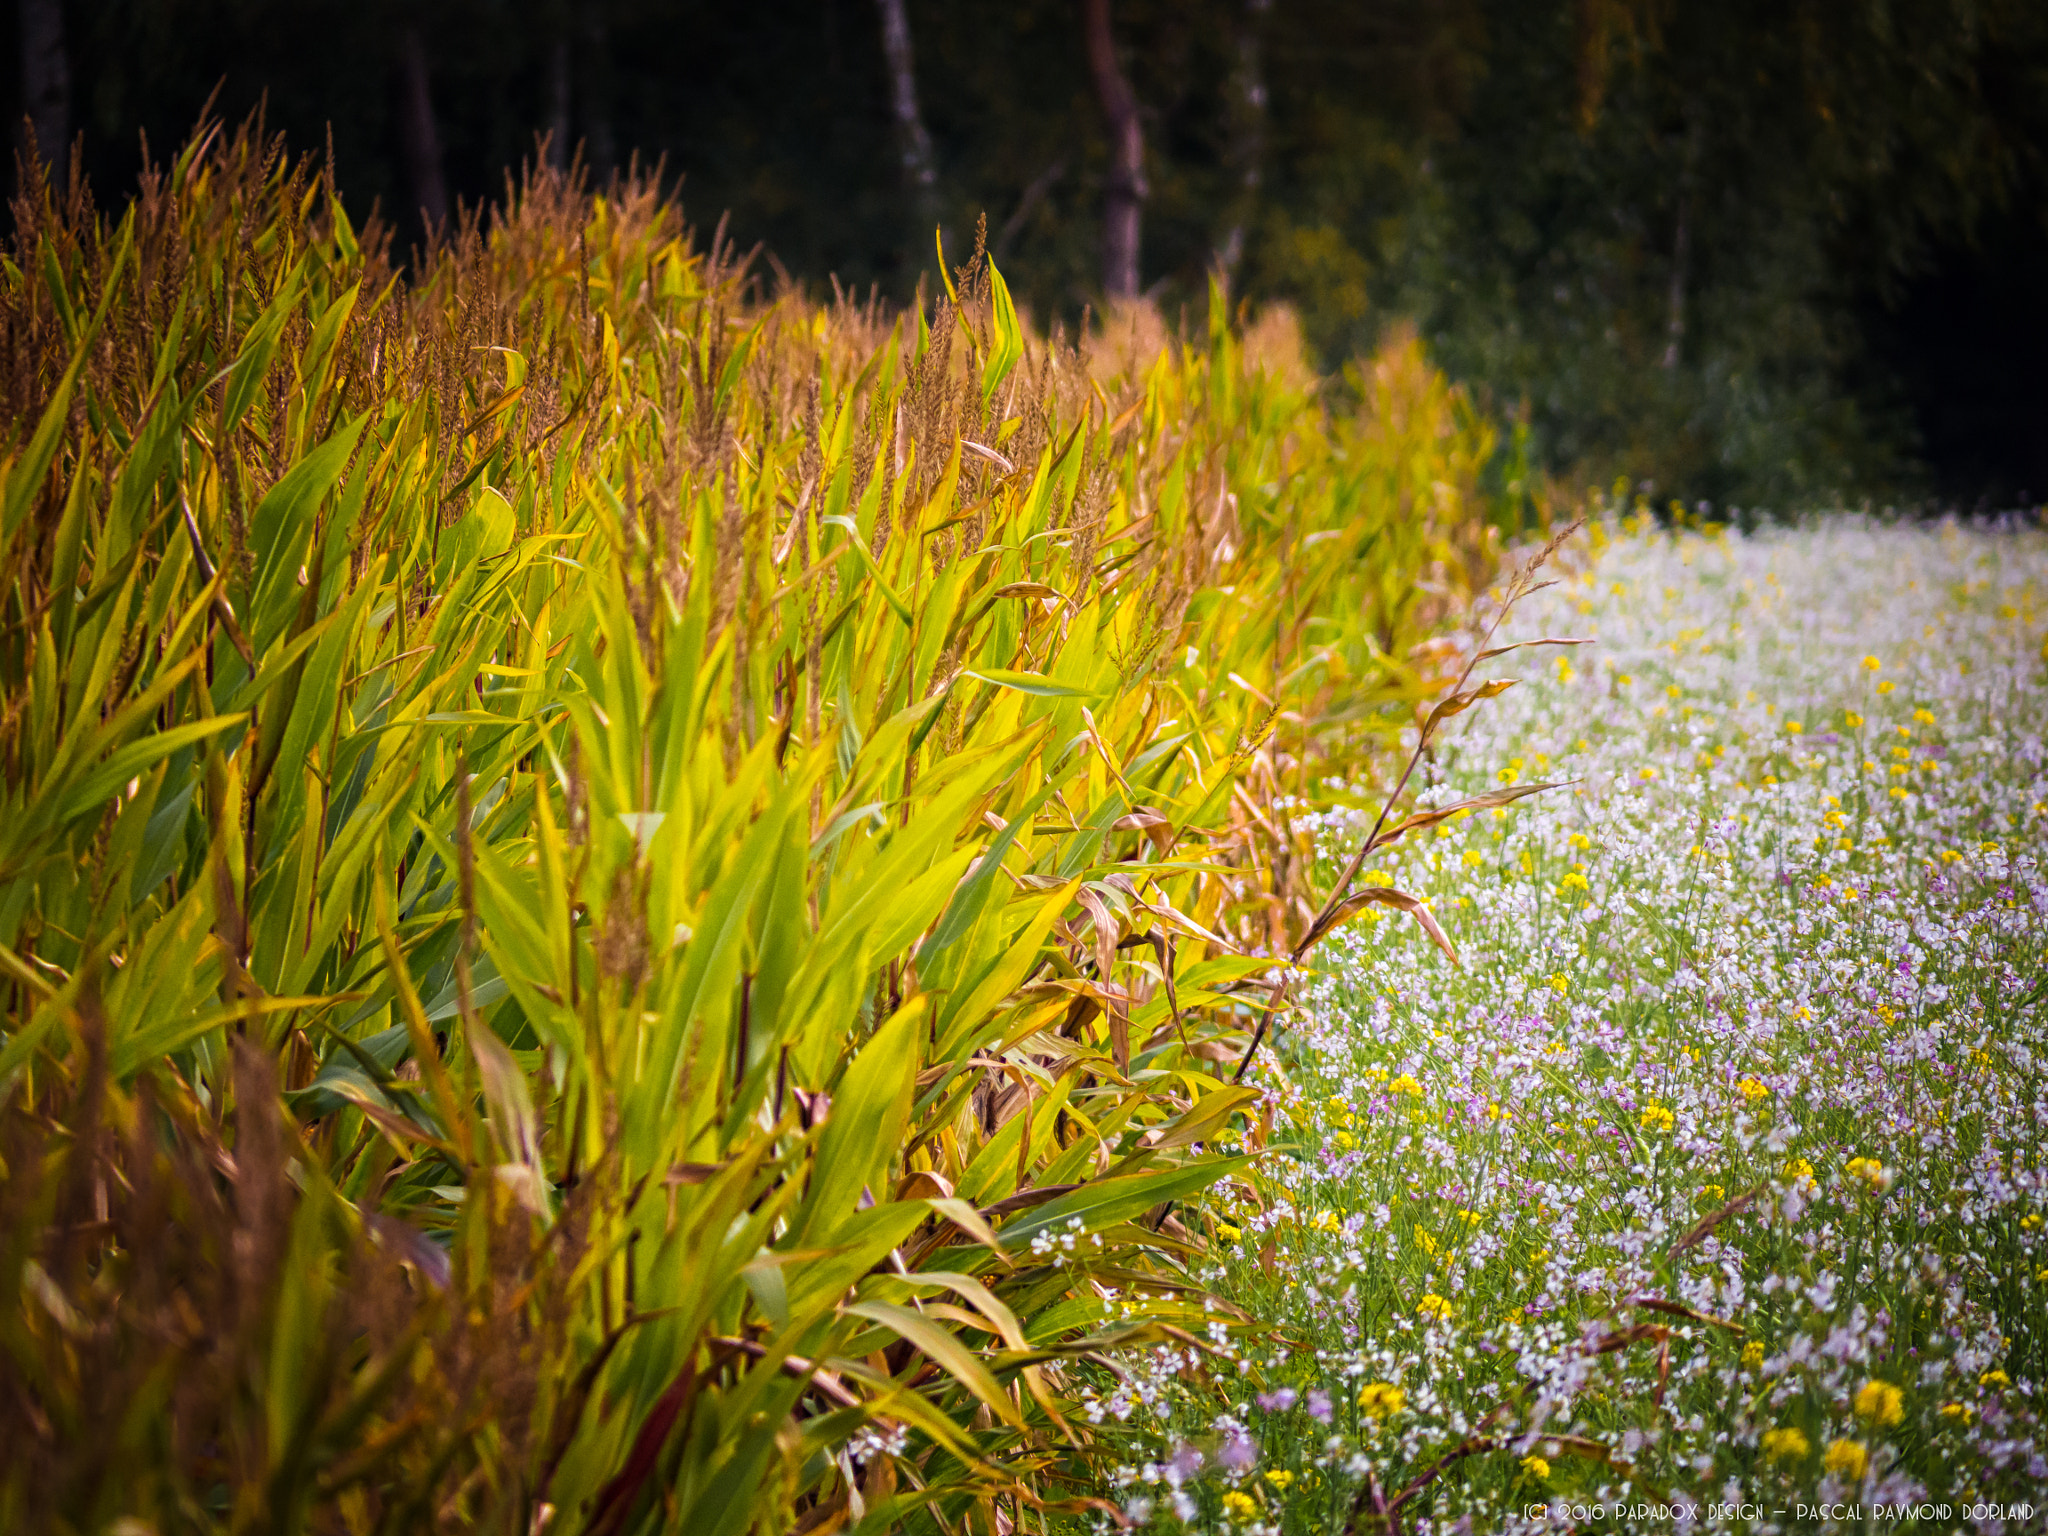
<box><xmin>1082</xmin><ymin>0</ymin><xmax>1146</xmax><ymax>299</ymax></box>
<box><xmin>397</xmin><ymin>25</ymin><xmax>451</xmax><ymax>231</ymax></box>
<box><xmin>1216</xmin><ymin>0</ymin><xmax>1271</xmax><ymax>285</ymax></box>
<box><xmin>875</xmin><ymin>0</ymin><xmax>941</xmax><ymax>250</ymax></box>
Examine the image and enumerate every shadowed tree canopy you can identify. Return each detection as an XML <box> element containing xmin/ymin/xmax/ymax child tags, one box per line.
<box><xmin>10</xmin><ymin>0</ymin><xmax>2048</xmax><ymax>505</ymax></box>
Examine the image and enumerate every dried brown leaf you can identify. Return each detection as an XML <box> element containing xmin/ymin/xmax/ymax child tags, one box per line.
<box><xmin>1366</xmin><ymin>780</ymin><xmax>1572</xmax><ymax>853</ymax></box>
<box><xmin>1471</xmin><ymin>635</ymin><xmax>1592</xmax><ymax>665</ymax></box>
<box><xmin>1306</xmin><ymin>884</ymin><xmax>1460</xmax><ymax>965</ymax></box>
<box><xmin>1419</xmin><ymin>678</ymin><xmax>1517</xmax><ymax>746</ymax></box>
<box><xmin>1110</xmin><ymin>806</ymin><xmax>1175</xmax><ymax>856</ymax></box>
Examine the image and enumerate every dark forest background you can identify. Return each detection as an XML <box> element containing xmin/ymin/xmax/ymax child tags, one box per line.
<box><xmin>8</xmin><ymin>0</ymin><xmax>2048</xmax><ymax>510</ymax></box>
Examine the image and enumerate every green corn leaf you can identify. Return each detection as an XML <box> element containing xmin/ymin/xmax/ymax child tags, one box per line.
<box><xmin>844</xmin><ymin>1300</ymin><xmax>1025</xmax><ymax>1428</ymax></box>
<box><xmin>996</xmin><ymin>1156</ymin><xmax>1245</xmax><ymax>1254</ymax></box>
<box><xmin>980</xmin><ymin>261</ymin><xmax>1023</xmax><ymax>408</ymax></box>
<box><xmin>1</xmin><ymin>223</ymin><xmax>129</xmax><ymax>546</ymax></box>
<box><xmin>220</xmin><ymin>262</ymin><xmax>306</xmax><ymax>435</ymax></box>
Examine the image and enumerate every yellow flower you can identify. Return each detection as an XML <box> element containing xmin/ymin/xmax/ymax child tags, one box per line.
<box><xmin>1822</xmin><ymin>1438</ymin><xmax>1868</xmax><ymax>1480</ymax></box>
<box><xmin>1332</xmin><ymin>1130</ymin><xmax>1358</xmax><ymax>1152</ymax></box>
<box><xmin>1264</xmin><ymin>1469</ymin><xmax>1294</xmax><ymax>1490</ymax></box>
<box><xmin>1221</xmin><ymin>1489</ymin><xmax>1258</xmax><ymax>1519</ymax></box>
<box><xmin>1463</xmin><ymin>848</ymin><xmax>1486</xmax><ymax>866</ymax></box>
<box><xmin>1913</xmin><ymin>708</ymin><xmax>1935</xmax><ymax>724</ymax></box>
<box><xmin>1980</xmin><ymin>1369</ymin><xmax>2011</xmax><ymax>1390</ymax></box>
<box><xmin>1741</xmin><ymin>1340</ymin><xmax>1765</xmax><ymax>1370</ymax></box>
<box><xmin>1640</xmin><ymin>1104</ymin><xmax>1675</xmax><ymax>1133</ymax></box>
<box><xmin>1559</xmin><ymin>870</ymin><xmax>1589</xmax><ymax>892</ymax></box>
<box><xmin>1854</xmin><ymin>1380</ymin><xmax>1903</xmax><ymax>1427</ymax></box>
<box><xmin>1940</xmin><ymin>1402</ymin><xmax>1973</xmax><ymax>1424</ymax></box>
<box><xmin>1416</xmin><ymin>1229</ymin><xmax>1438</xmax><ymax>1255</ymax></box>
<box><xmin>1861</xmin><ymin>655</ymin><xmax>1882</xmax><ymax>671</ymax></box>
<box><xmin>1762</xmin><ymin>1426</ymin><xmax>1810</xmax><ymax>1462</ymax></box>
<box><xmin>1845</xmin><ymin>1156</ymin><xmax>1892</xmax><ymax>1193</ymax></box>
<box><xmin>1785</xmin><ymin>720</ymin><xmax>1803</xmax><ymax>734</ymax></box>
<box><xmin>1520</xmin><ymin>1454</ymin><xmax>1551</xmax><ymax>1481</ymax></box>
<box><xmin>1549</xmin><ymin>973</ymin><xmax>1570</xmax><ymax>994</ymax></box>
<box><xmin>1357</xmin><ymin>1381</ymin><xmax>1406</xmax><ymax>1419</ymax></box>
<box><xmin>1784</xmin><ymin>1157</ymin><xmax>1815</xmax><ymax>1183</ymax></box>
<box><xmin>1700</xmin><ymin>1183</ymin><xmax>1726</xmax><ymax>1204</ymax></box>
<box><xmin>1638</xmin><ymin>766</ymin><xmax>1658</xmax><ymax>781</ymax></box>
<box><xmin>1877</xmin><ymin>679</ymin><xmax>1895</xmax><ymax>694</ymax></box>
<box><xmin>1389</xmin><ymin>1074</ymin><xmax>1424</xmax><ymax>1097</ymax></box>
<box><xmin>1217</xmin><ymin>1222</ymin><xmax>1243</xmax><ymax>1243</ymax></box>
<box><xmin>1737</xmin><ymin>1077</ymin><xmax>1770</xmax><ymax>1103</ymax></box>
<box><xmin>1417</xmin><ymin>1293</ymin><xmax>1453</xmax><ymax>1322</ymax></box>
<box><xmin>1567</xmin><ymin>832</ymin><xmax>1590</xmax><ymax>850</ymax></box>
<box><xmin>1844</xmin><ymin>711</ymin><xmax>1863</xmax><ymax>727</ymax></box>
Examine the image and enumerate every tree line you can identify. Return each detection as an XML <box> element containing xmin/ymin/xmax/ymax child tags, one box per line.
<box><xmin>12</xmin><ymin>0</ymin><xmax>2048</xmax><ymax>504</ymax></box>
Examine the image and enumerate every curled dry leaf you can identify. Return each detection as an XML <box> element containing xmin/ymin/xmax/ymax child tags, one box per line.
<box><xmin>1419</xmin><ymin>678</ymin><xmax>1518</xmax><ymax>744</ymax></box>
<box><xmin>1627</xmin><ymin>1295</ymin><xmax>1745</xmax><ymax>1333</ymax></box>
<box><xmin>1308</xmin><ymin>883</ymin><xmax>1461</xmax><ymax>965</ymax></box>
<box><xmin>1139</xmin><ymin>896</ymin><xmax>1234</xmax><ymax>953</ymax></box>
<box><xmin>1075</xmin><ymin>885</ymin><xmax>1128</xmax><ymax>1069</ymax></box>
<box><xmin>896</xmin><ymin>1169</ymin><xmax>956</xmax><ymax>1201</ymax></box>
<box><xmin>1365</xmin><ymin>780</ymin><xmax>1573</xmax><ymax>854</ymax></box>
<box><xmin>1669</xmin><ymin>1184</ymin><xmax>1766</xmax><ymax>1255</ymax></box>
<box><xmin>1110</xmin><ymin>806</ymin><xmax>1175</xmax><ymax>856</ymax></box>
<box><xmin>1470</xmin><ymin>635</ymin><xmax>1592</xmax><ymax>665</ymax></box>
<box><xmin>960</xmin><ymin>440</ymin><xmax>1017</xmax><ymax>475</ymax></box>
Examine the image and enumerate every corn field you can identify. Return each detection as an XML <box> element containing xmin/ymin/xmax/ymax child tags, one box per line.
<box><xmin>0</xmin><ymin>126</ymin><xmax>1524</xmax><ymax>1535</ymax></box>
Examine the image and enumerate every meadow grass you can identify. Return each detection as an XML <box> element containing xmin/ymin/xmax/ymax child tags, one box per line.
<box><xmin>1089</xmin><ymin>515</ymin><xmax>2048</xmax><ymax>1533</ymax></box>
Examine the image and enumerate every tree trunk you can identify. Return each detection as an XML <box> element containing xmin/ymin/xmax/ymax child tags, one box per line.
<box><xmin>1082</xmin><ymin>0</ymin><xmax>1146</xmax><ymax>299</ymax></box>
<box><xmin>18</xmin><ymin>0</ymin><xmax>70</xmax><ymax>188</ymax></box>
<box><xmin>1662</xmin><ymin>113</ymin><xmax>1703</xmax><ymax>370</ymax></box>
<box><xmin>579</xmin><ymin>1</ymin><xmax>615</xmax><ymax>179</ymax></box>
<box><xmin>1216</xmin><ymin>0</ymin><xmax>1271</xmax><ymax>285</ymax></box>
<box><xmin>1661</xmin><ymin>194</ymin><xmax>1690</xmax><ymax>369</ymax></box>
<box><xmin>875</xmin><ymin>0</ymin><xmax>941</xmax><ymax>252</ymax></box>
<box><xmin>545</xmin><ymin>29</ymin><xmax>572</xmax><ymax>171</ymax></box>
<box><xmin>396</xmin><ymin>25</ymin><xmax>451</xmax><ymax>232</ymax></box>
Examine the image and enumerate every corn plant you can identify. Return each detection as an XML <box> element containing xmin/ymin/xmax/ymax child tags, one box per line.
<box><xmin>0</xmin><ymin>126</ymin><xmax>1517</xmax><ymax>1535</ymax></box>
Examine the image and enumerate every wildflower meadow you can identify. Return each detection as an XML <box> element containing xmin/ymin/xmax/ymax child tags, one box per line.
<box><xmin>1091</xmin><ymin>516</ymin><xmax>2048</xmax><ymax>1534</ymax></box>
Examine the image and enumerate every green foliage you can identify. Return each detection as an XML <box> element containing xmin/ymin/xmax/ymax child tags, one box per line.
<box><xmin>0</xmin><ymin>129</ymin><xmax>1515</xmax><ymax>1533</ymax></box>
<box><xmin>1243</xmin><ymin>0</ymin><xmax>2048</xmax><ymax>507</ymax></box>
